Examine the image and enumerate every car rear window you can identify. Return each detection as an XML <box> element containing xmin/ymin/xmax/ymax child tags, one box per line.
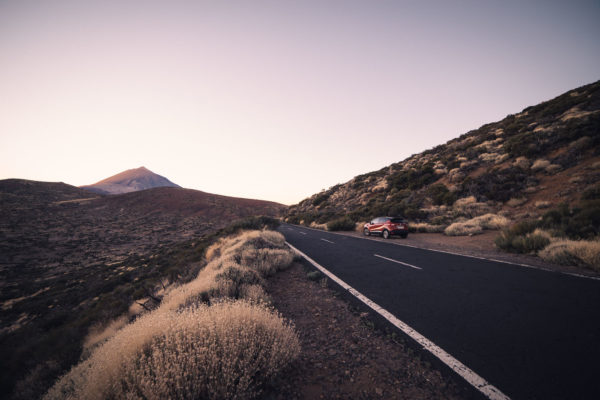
<box><xmin>390</xmin><ymin>218</ymin><xmax>405</xmax><ymax>223</ymax></box>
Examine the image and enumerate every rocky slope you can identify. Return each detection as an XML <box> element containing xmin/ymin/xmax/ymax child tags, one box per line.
<box><xmin>81</xmin><ymin>166</ymin><xmax>180</xmax><ymax>194</ymax></box>
<box><xmin>0</xmin><ymin>179</ymin><xmax>284</xmax><ymax>398</ymax></box>
<box><xmin>287</xmin><ymin>80</ymin><xmax>600</xmax><ymax>227</ymax></box>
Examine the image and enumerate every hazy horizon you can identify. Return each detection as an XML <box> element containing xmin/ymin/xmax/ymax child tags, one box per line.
<box><xmin>1</xmin><ymin>0</ymin><xmax>599</xmax><ymax>204</ymax></box>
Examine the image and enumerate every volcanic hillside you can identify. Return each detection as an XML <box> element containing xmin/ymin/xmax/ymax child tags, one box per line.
<box><xmin>81</xmin><ymin>166</ymin><xmax>180</xmax><ymax>194</ymax></box>
<box><xmin>287</xmin><ymin>80</ymin><xmax>600</xmax><ymax>227</ymax></box>
<box><xmin>0</xmin><ymin>179</ymin><xmax>284</xmax><ymax>398</ymax></box>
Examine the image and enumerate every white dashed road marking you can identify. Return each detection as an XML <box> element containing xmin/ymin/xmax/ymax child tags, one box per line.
<box><xmin>374</xmin><ymin>254</ymin><xmax>422</xmax><ymax>270</ymax></box>
<box><xmin>299</xmin><ymin>231</ymin><xmax>307</xmax><ymax>235</ymax></box>
<box><xmin>320</xmin><ymin>238</ymin><xmax>335</xmax><ymax>244</ymax></box>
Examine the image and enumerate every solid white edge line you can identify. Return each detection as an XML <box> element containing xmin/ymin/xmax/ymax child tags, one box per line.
<box><xmin>285</xmin><ymin>224</ymin><xmax>600</xmax><ymax>282</ymax></box>
<box><xmin>286</xmin><ymin>241</ymin><xmax>511</xmax><ymax>400</ymax></box>
<box><xmin>320</xmin><ymin>238</ymin><xmax>335</xmax><ymax>244</ymax></box>
<box><xmin>374</xmin><ymin>254</ymin><xmax>422</xmax><ymax>270</ymax></box>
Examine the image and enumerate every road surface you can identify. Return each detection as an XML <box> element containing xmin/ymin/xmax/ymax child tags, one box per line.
<box><xmin>279</xmin><ymin>223</ymin><xmax>600</xmax><ymax>400</ymax></box>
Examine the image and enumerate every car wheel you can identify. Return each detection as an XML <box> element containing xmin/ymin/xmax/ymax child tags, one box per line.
<box><xmin>382</xmin><ymin>229</ymin><xmax>390</xmax><ymax>239</ymax></box>
<box><xmin>363</xmin><ymin>228</ymin><xmax>370</xmax><ymax>236</ymax></box>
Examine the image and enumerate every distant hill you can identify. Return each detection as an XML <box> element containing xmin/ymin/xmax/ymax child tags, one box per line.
<box><xmin>287</xmin><ymin>80</ymin><xmax>600</xmax><ymax>226</ymax></box>
<box><xmin>98</xmin><ymin>186</ymin><xmax>286</xmax><ymax>220</ymax></box>
<box><xmin>0</xmin><ymin>179</ymin><xmax>99</xmax><ymax>208</ymax></box>
<box><xmin>81</xmin><ymin>166</ymin><xmax>180</xmax><ymax>194</ymax></box>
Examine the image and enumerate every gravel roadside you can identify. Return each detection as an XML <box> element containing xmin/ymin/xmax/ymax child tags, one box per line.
<box><xmin>265</xmin><ymin>262</ymin><xmax>471</xmax><ymax>399</ymax></box>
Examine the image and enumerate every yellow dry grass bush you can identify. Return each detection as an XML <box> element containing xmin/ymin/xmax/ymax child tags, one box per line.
<box><xmin>445</xmin><ymin>214</ymin><xmax>510</xmax><ymax>236</ymax></box>
<box><xmin>453</xmin><ymin>196</ymin><xmax>492</xmax><ymax>217</ymax></box>
<box><xmin>507</xmin><ymin>197</ymin><xmax>528</xmax><ymax>207</ymax></box>
<box><xmin>539</xmin><ymin>239</ymin><xmax>600</xmax><ymax>270</ymax></box>
<box><xmin>472</xmin><ymin>213</ymin><xmax>511</xmax><ymax>230</ymax></box>
<box><xmin>46</xmin><ymin>301</ymin><xmax>299</xmax><ymax>400</ymax></box>
<box><xmin>309</xmin><ymin>221</ymin><xmax>328</xmax><ymax>230</ymax></box>
<box><xmin>444</xmin><ymin>220</ymin><xmax>483</xmax><ymax>236</ymax></box>
<box><xmin>46</xmin><ymin>230</ymin><xmax>298</xmax><ymax>400</ymax></box>
<box><xmin>532</xmin><ymin>159</ymin><xmax>551</xmax><ymax>171</ymax></box>
<box><xmin>409</xmin><ymin>222</ymin><xmax>446</xmax><ymax>233</ymax></box>
<box><xmin>82</xmin><ymin>315</ymin><xmax>129</xmax><ymax>356</ymax></box>
<box><xmin>535</xmin><ymin>201</ymin><xmax>551</xmax><ymax>209</ymax></box>
<box><xmin>205</xmin><ymin>239</ymin><xmax>225</xmax><ymax>261</ymax></box>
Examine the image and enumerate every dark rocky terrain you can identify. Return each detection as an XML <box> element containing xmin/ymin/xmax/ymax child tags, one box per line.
<box><xmin>0</xmin><ymin>179</ymin><xmax>284</xmax><ymax>399</ymax></box>
<box><xmin>81</xmin><ymin>166</ymin><xmax>180</xmax><ymax>194</ymax></box>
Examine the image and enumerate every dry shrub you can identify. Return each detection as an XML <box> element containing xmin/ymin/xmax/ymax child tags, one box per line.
<box><xmin>444</xmin><ymin>220</ymin><xmax>483</xmax><ymax>236</ymax></box>
<box><xmin>128</xmin><ymin>301</ymin><xmax>146</xmax><ymax>318</ymax></box>
<box><xmin>46</xmin><ymin>302</ymin><xmax>299</xmax><ymax>400</ymax></box>
<box><xmin>545</xmin><ymin>164</ymin><xmax>562</xmax><ymax>174</ymax></box>
<box><xmin>409</xmin><ymin>222</ymin><xmax>446</xmax><ymax>233</ymax></box>
<box><xmin>309</xmin><ymin>221</ymin><xmax>328</xmax><ymax>230</ymax></box>
<box><xmin>507</xmin><ymin>197</ymin><xmax>528</xmax><ymax>207</ymax></box>
<box><xmin>532</xmin><ymin>159</ymin><xmax>551</xmax><ymax>171</ymax></box>
<box><xmin>535</xmin><ymin>201</ymin><xmax>551</xmax><ymax>209</ymax></box>
<box><xmin>523</xmin><ymin>186</ymin><xmax>539</xmax><ymax>194</ymax></box>
<box><xmin>444</xmin><ymin>214</ymin><xmax>509</xmax><ymax>236</ymax></box>
<box><xmin>160</xmin><ymin>231</ymin><xmax>293</xmax><ymax>312</ymax></box>
<box><xmin>539</xmin><ymin>239</ymin><xmax>600</xmax><ymax>270</ymax></box>
<box><xmin>82</xmin><ymin>315</ymin><xmax>129</xmax><ymax>356</ymax></box>
<box><xmin>496</xmin><ymin>228</ymin><xmax>552</xmax><ymax>254</ymax></box>
<box><xmin>453</xmin><ymin>196</ymin><xmax>491</xmax><ymax>217</ymax></box>
<box><xmin>205</xmin><ymin>239</ymin><xmax>225</xmax><ymax>261</ymax></box>
<box><xmin>513</xmin><ymin>156</ymin><xmax>531</xmax><ymax>169</ymax></box>
<box><xmin>479</xmin><ymin>152</ymin><xmax>507</xmax><ymax>164</ymax></box>
<box><xmin>46</xmin><ymin>230</ymin><xmax>298</xmax><ymax>400</ymax></box>
<box><xmin>471</xmin><ymin>213</ymin><xmax>510</xmax><ymax>230</ymax></box>
<box><xmin>448</xmin><ymin>168</ymin><xmax>465</xmax><ymax>183</ymax></box>
<box><xmin>239</xmin><ymin>284</ymin><xmax>271</xmax><ymax>304</ymax></box>
<box><xmin>239</xmin><ymin>248</ymin><xmax>294</xmax><ymax>277</ymax></box>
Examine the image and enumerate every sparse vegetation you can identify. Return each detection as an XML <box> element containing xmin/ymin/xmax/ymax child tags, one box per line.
<box><xmin>507</xmin><ymin>197</ymin><xmax>528</xmax><ymax>207</ymax></box>
<box><xmin>444</xmin><ymin>220</ymin><xmax>483</xmax><ymax>236</ymax></box>
<box><xmin>409</xmin><ymin>222</ymin><xmax>446</xmax><ymax>233</ymax></box>
<box><xmin>326</xmin><ymin>216</ymin><xmax>356</xmax><ymax>231</ymax></box>
<box><xmin>287</xmin><ymin>81</ymin><xmax>600</xmax><ymax>232</ymax></box>
<box><xmin>539</xmin><ymin>239</ymin><xmax>600</xmax><ymax>270</ymax></box>
<box><xmin>45</xmin><ymin>230</ymin><xmax>299</xmax><ymax>399</ymax></box>
<box><xmin>427</xmin><ymin>184</ymin><xmax>457</xmax><ymax>206</ymax></box>
<box><xmin>495</xmin><ymin>199</ymin><xmax>600</xmax><ymax>264</ymax></box>
<box><xmin>0</xmin><ymin>189</ymin><xmax>283</xmax><ymax>400</ymax></box>
<box><xmin>46</xmin><ymin>301</ymin><xmax>299</xmax><ymax>400</ymax></box>
<box><xmin>444</xmin><ymin>214</ymin><xmax>509</xmax><ymax>236</ymax></box>
<box><xmin>495</xmin><ymin>228</ymin><xmax>551</xmax><ymax>254</ymax></box>
<box><xmin>535</xmin><ymin>201</ymin><xmax>551</xmax><ymax>209</ymax></box>
<box><xmin>532</xmin><ymin>159</ymin><xmax>551</xmax><ymax>171</ymax></box>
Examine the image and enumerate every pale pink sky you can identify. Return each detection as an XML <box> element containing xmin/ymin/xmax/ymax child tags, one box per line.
<box><xmin>1</xmin><ymin>1</ymin><xmax>599</xmax><ymax>204</ymax></box>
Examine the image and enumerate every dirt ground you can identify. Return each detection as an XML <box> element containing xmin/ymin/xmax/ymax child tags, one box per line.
<box><xmin>265</xmin><ymin>262</ymin><xmax>471</xmax><ymax>400</ymax></box>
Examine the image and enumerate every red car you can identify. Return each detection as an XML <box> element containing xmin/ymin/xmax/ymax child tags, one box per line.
<box><xmin>363</xmin><ymin>217</ymin><xmax>408</xmax><ymax>239</ymax></box>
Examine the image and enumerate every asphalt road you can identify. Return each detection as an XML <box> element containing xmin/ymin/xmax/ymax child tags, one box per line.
<box><xmin>279</xmin><ymin>223</ymin><xmax>600</xmax><ymax>400</ymax></box>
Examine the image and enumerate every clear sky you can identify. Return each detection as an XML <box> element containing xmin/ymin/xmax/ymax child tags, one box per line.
<box><xmin>1</xmin><ymin>0</ymin><xmax>599</xmax><ymax>205</ymax></box>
